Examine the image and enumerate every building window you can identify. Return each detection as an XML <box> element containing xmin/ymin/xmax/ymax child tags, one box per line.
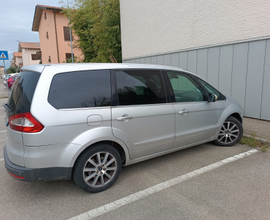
<box><xmin>36</xmin><ymin>51</ymin><xmax>42</xmax><ymax>60</ymax></box>
<box><xmin>63</xmin><ymin>26</ymin><xmax>73</xmax><ymax>41</ymax></box>
<box><xmin>46</xmin><ymin>31</ymin><xmax>49</xmax><ymax>39</ymax></box>
<box><xmin>66</xmin><ymin>53</ymin><xmax>72</xmax><ymax>62</ymax></box>
<box><xmin>31</xmin><ymin>54</ymin><xmax>37</xmax><ymax>60</ymax></box>
<box><xmin>44</xmin><ymin>12</ymin><xmax>47</xmax><ymax>20</ymax></box>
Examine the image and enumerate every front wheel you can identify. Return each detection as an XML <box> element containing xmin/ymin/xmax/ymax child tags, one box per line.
<box><xmin>73</xmin><ymin>143</ymin><xmax>122</xmax><ymax>193</ymax></box>
<box><xmin>214</xmin><ymin>116</ymin><xmax>243</xmax><ymax>147</ymax></box>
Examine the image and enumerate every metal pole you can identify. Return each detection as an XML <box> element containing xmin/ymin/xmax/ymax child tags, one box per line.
<box><xmin>67</xmin><ymin>0</ymin><xmax>74</xmax><ymax>63</ymax></box>
<box><xmin>3</xmin><ymin>60</ymin><xmax>9</xmax><ymax>95</ymax></box>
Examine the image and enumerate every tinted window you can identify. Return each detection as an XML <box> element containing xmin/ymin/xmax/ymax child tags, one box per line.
<box><xmin>166</xmin><ymin>71</ymin><xmax>206</xmax><ymax>102</ymax></box>
<box><xmin>116</xmin><ymin>70</ymin><xmax>166</xmax><ymax>105</ymax></box>
<box><xmin>48</xmin><ymin>70</ymin><xmax>111</xmax><ymax>109</ymax></box>
<box><xmin>197</xmin><ymin>78</ymin><xmax>226</xmax><ymax>100</ymax></box>
<box><xmin>8</xmin><ymin>71</ymin><xmax>41</xmax><ymax>117</ymax></box>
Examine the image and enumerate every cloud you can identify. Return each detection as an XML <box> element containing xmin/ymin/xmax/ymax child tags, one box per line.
<box><xmin>0</xmin><ymin>0</ymin><xmax>63</xmax><ymax>68</ymax></box>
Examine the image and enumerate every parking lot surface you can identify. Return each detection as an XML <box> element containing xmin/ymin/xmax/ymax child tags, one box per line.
<box><xmin>0</xmin><ymin>82</ymin><xmax>269</xmax><ymax>220</ymax></box>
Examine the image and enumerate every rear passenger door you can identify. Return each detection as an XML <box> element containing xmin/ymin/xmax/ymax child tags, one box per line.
<box><xmin>165</xmin><ymin>71</ymin><xmax>217</xmax><ymax>148</ymax></box>
<box><xmin>111</xmin><ymin>69</ymin><xmax>175</xmax><ymax>159</ymax></box>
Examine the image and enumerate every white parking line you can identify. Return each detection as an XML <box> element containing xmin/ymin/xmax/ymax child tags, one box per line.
<box><xmin>0</xmin><ymin>130</ymin><xmax>7</xmax><ymax>133</ymax></box>
<box><xmin>68</xmin><ymin>149</ymin><xmax>259</xmax><ymax>220</ymax></box>
<box><xmin>0</xmin><ymin>158</ymin><xmax>4</xmax><ymax>162</ymax></box>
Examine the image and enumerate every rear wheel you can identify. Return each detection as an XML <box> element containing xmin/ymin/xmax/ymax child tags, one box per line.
<box><xmin>214</xmin><ymin>116</ymin><xmax>243</xmax><ymax>147</ymax></box>
<box><xmin>73</xmin><ymin>143</ymin><xmax>121</xmax><ymax>193</ymax></box>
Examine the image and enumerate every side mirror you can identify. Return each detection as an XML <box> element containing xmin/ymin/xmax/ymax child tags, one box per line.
<box><xmin>208</xmin><ymin>94</ymin><xmax>217</xmax><ymax>102</ymax></box>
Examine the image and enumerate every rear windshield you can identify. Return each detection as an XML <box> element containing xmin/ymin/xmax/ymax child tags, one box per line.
<box><xmin>7</xmin><ymin>71</ymin><xmax>41</xmax><ymax>117</ymax></box>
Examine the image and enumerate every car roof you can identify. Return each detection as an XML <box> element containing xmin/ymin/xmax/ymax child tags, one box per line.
<box><xmin>21</xmin><ymin>63</ymin><xmax>198</xmax><ymax>78</ymax></box>
<box><xmin>21</xmin><ymin>63</ymin><xmax>185</xmax><ymax>72</ymax></box>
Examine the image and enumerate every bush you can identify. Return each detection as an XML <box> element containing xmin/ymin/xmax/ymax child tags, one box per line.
<box><xmin>7</xmin><ymin>66</ymin><xmax>16</xmax><ymax>73</ymax></box>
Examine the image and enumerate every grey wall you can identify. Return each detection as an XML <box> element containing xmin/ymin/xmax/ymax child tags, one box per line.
<box><xmin>123</xmin><ymin>38</ymin><xmax>270</xmax><ymax>121</ymax></box>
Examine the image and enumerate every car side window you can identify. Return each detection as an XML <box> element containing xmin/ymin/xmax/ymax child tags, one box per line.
<box><xmin>115</xmin><ymin>69</ymin><xmax>166</xmax><ymax>105</ymax></box>
<box><xmin>166</xmin><ymin>71</ymin><xmax>206</xmax><ymax>102</ymax></box>
<box><xmin>197</xmin><ymin>78</ymin><xmax>226</xmax><ymax>100</ymax></box>
<box><xmin>48</xmin><ymin>70</ymin><xmax>111</xmax><ymax>109</ymax></box>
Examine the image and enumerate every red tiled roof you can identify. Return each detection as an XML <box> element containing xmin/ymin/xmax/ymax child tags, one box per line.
<box><xmin>36</xmin><ymin>4</ymin><xmax>62</xmax><ymax>10</ymax></box>
<box><xmin>18</xmin><ymin>42</ymin><xmax>40</xmax><ymax>52</ymax></box>
<box><xmin>19</xmin><ymin>42</ymin><xmax>40</xmax><ymax>49</ymax></box>
<box><xmin>13</xmin><ymin>52</ymin><xmax>22</xmax><ymax>57</ymax></box>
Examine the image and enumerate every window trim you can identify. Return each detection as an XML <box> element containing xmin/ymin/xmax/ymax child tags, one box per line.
<box><xmin>110</xmin><ymin>69</ymin><xmax>118</xmax><ymax>106</ymax></box>
<box><xmin>161</xmin><ymin>70</ymin><xmax>175</xmax><ymax>102</ymax></box>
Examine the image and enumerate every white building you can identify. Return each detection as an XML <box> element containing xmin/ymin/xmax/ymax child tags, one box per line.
<box><xmin>11</xmin><ymin>52</ymin><xmax>23</xmax><ymax>67</ymax></box>
<box><xmin>0</xmin><ymin>66</ymin><xmax>4</xmax><ymax>75</ymax></box>
<box><xmin>18</xmin><ymin>42</ymin><xmax>41</xmax><ymax>66</ymax></box>
<box><xmin>120</xmin><ymin>0</ymin><xmax>270</xmax><ymax>121</ymax></box>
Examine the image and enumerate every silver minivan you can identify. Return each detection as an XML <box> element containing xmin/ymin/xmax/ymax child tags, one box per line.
<box><xmin>4</xmin><ymin>63</ymin><xmax>243</xmax><ymax>193</ymax></box>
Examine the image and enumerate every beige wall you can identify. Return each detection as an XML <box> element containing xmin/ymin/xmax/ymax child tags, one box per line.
<box><xmin>39</xmin><ymin>9</ymin><xmax>58</xmax><ymax>63</ymax></box>
<box><xmin>15</xmin><ymin>57</ymin><xmax>23</xmax><ymax>66</ymax></box>
<box><xmin>22</xmin><ymin>49</ymin><xmax>40</xmax><ymax>66</ymax></box>
<box><xmin>0</xmin><ymin>67</ymin><xmax>4</xmax><ymax>75</ymax></box>
<box><xmin>55</xmin><ymin>12</ymin><xmax>83</xmax><ymax>63</ymax></box>
<box><xmin>120</xmin><ymin>0</ymin><xmax>270</xmax><ymax>59</ymax></box>
<box><xmin>39</xmin><ymin>9</ymin><xmax>83</xmax><ymax>64</ymax></box>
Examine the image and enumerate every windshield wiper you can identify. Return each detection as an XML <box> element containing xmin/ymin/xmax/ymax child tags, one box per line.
<box><xmin>3</xmin><ymin>103</ymin><xmax>13</xmax><ymax>112</ymax></box>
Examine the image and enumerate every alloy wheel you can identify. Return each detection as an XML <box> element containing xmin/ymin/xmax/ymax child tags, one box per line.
<box><xmin>83</xmin><ymin>151</ymin><xmax>117</xmax><ymax>188</ymax></box>
<box><xmin>217</xmin><ymin>121</ymin><xmax>240</xmax><ymax>145</ymax></box>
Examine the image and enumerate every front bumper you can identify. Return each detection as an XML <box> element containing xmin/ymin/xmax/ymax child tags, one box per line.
<box><xmin>4</xmin><ymin>146</ymin><xmax>72</xmax><ymax>182</ymax></box>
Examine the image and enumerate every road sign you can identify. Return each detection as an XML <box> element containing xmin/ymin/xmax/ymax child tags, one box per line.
<box><xmin>0</xmin><ymin>51</ymin><xmax>9</xmax><ymax>60</ymax></box>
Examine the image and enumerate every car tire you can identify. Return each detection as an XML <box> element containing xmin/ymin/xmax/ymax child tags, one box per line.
<box><xmin>214</xmin><ymin>116</ymin><xmax>243</xmax><ymax>147</ymax></box>
<box><xmin>73</xmin><ymin>143</ymin><xmax>122</xmax><ymax>193</ymax></box>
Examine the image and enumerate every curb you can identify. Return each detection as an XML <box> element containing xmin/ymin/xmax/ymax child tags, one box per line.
<box><xmin>243</xmin><ymin>134</ymin><xmax>270</xmax><ymax>145</ymax></box>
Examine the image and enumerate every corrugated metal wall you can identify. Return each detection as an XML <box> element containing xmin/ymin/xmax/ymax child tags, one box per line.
<box><xmin>123</xmin><ymin>38</ymin><xmax>270</xmax><ymax>121</ymax></box>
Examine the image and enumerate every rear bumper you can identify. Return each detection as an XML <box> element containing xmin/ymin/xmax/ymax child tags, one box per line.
<box><xmin>4</xmin><ymin>146</ymin><xmax>72</xmax><ymax>182</ymax></box>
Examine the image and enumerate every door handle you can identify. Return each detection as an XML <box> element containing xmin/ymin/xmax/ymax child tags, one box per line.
<box><xmin>116</xmin><ymin>115</ymin><xmax>132</xmax><ymax>121</ymax></box>
<box><xmin>178</xmin><ymin>109</ymin><xmax>189</xmax><ymax>115</ymax></box>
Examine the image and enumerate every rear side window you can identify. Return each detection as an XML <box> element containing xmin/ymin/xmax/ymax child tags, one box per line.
<box><xmin>115</xmin><ymin>69</ymin><xmax>166</xmax><ymax>105</ymax></box>
<box><xmin>8</xmin><ymin>71</ymin><xmax>41</xmax><ymax>117</ymax></box>
<box><xmin>48</xmin><ymin>70</ymin><xmax>111</xmax><ymax>109</ymax></box>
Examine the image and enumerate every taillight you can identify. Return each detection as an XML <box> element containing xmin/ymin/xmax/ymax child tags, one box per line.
<box><xmin>9</xmin><ymin>172</ymin><xmax>25</xmax><ymax>180</ymax></box>
<box><xmin>9</xmin><ymin>112</ymin><xmax>44</xmax><ymax>133</ymax></box>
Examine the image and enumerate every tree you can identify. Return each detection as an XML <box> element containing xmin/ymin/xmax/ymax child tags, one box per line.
<box><xmin>7</xmin><ymin>66</ymin><xmax>16</xmax><ymax>74</ymax></box>
<box><xmin>63</xmin><ymin>56</ymin><xmax>79</xmax><ymax>63</ymax></box>
<box><xmin>62</xmin><ymin>0</ymin><xmax>121</xmax><ymax>63</ymax></box>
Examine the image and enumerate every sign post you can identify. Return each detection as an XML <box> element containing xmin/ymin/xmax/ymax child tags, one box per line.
<box><xmin>0</xmin><ymin>51</ymin><xmax>9</xmax><ymax>94</ymax></box>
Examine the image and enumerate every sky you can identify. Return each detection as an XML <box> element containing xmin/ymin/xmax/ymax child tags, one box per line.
<box><xmin>0</xmin><ymin>0</ymin><xmax>65</xmax><ymax>68</ymax></box>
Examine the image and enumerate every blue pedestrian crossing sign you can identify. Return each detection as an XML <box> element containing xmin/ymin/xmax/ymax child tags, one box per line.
<box><xmin>0</xmin><ymin>51</ymin><xmax>9</xmax><ymax>60</ymax></box>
